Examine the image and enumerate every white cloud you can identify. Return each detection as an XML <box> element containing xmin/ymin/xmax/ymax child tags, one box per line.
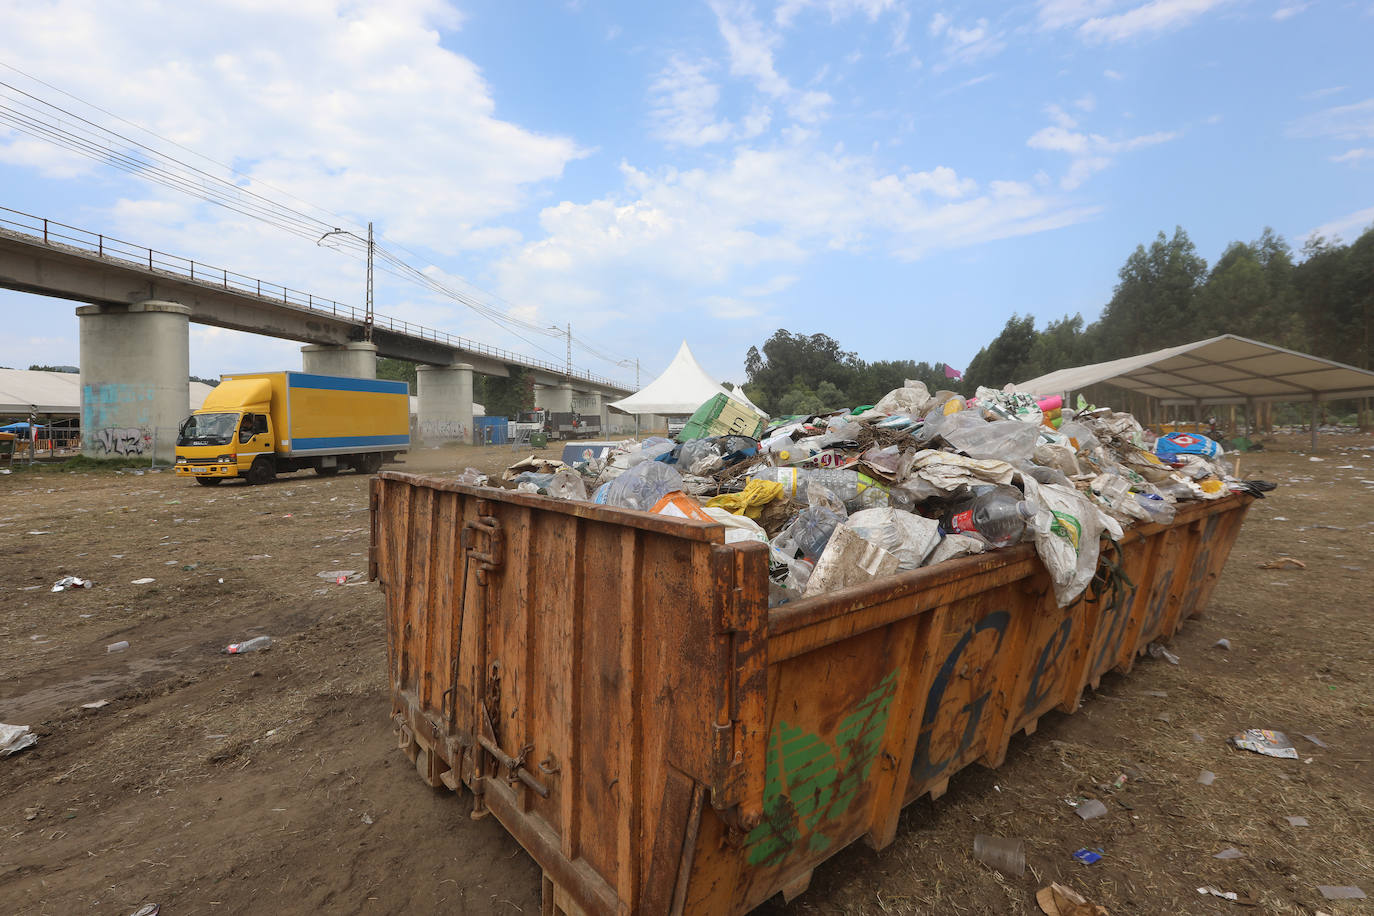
<box><xmin>1036</xmin><ymin>0</ymin><xmax>1116</xmax><ymax>30</ymax></box>
<box><xmin>649</xmin><ymin>57</ymin><xmax>765</xmax><ymax>147</ymax></box>
<box><xmin>1331</xmin><ymin>148</ymin><xmax>1373</xmax><ymax>163</ymax></box>
<box><xmin>775</xmin><ymin>0</ymin><xmax>896</xmax><ymax>27</ymax></box>
<box><xmin>492</xmin><ymin>147</ymin><xmax>1096</xmax><ymax>320</ymax></box>
<box><xmin>1028</xmin><ymin>111</ymin><xmax>1181</xmax><ymax>189</ymax></box>
<box><xmin>1302</xmin><ymin>86</ymin><xmax>1347</xmax><ymax>100</ymax></box>
<box><xmin>1289</xmin><ymin>99</ymin><xmax>1374</xmax><ymax>141</ymax></box>
<box><xmin>1078</xmin><ymin>0</ymin><xmax>1229</xmax><ymax>43</ymax></box>
<box><xmin>709</xmin><ymin>0</ymin><xmax>834</xmax><ymax>123</ymax></box>
<box><xmin>0</xmin><ymin>0</ymin><xmax>582</xmax><ymax>259</ymax></box>
<box><xmin>1104</xmin><ymin>68</ymin><xmax>1124</xmax><ymax>80</ymax></box>
<box><xmin>1272</xmin><ymin>2</ymin><xmax>1309</xmax><ymax>20</ymax></box>
<box><xmin>1305</xmin><ymin>205</ymin><xmax>1374</xmax><ymax>245</ymax></box>
<box><xmin>928</xmin><ymin>13</ymin><xmax>1007</xmax><ymax>70</ymax></box>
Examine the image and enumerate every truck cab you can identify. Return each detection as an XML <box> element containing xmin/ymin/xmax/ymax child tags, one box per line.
<box><xmin>175</xmin><ymin>385</ymin><xmax>277</xmax><ymax>485</ymax></box>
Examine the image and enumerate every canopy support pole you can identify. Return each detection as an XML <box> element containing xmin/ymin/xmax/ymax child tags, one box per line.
<box><xmin>1245</xmin><ymin>398</ymin><xmax>1254</xmax><ymax>439</ymax></box>
<box><xmin>1311</xmin><ymin>394</ymin><xmax>1320</xmax><ymax>452</ymax></box>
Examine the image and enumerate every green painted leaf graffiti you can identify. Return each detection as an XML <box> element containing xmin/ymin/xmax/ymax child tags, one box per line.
<box><xmin>744</xmin><ymin>669</ymin><xmax>899</xmax><ymax>868</ymax></box>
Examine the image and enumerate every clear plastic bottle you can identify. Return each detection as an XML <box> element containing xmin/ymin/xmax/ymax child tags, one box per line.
<box><xmin>749</xmin><ymin>467</ymin><xmax>890</xmax><ymax>510</ymax></box>
<box><xmin>224</xmin><ymin>636</ymin><xmax>272</xmax><ymax>655</ymax></box>
<box><xmin>941</xmin><ymin>486</ymin><xmax>1037</xmax><ymax>548</ymax></box>
<box><xmin>772</xmin><ymin>506</ymin><xmax>844</xmax><ymax>563</ymax></box>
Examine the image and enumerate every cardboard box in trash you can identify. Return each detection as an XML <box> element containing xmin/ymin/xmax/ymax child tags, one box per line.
<box><xmin>676</xmin><ymin>394</ymin><xmax>765</xmax><ymax>443</ymax></box>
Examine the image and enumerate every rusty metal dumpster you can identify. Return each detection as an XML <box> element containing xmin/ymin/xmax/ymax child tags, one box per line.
<box><xmin>370</xmin><ymin>472</ymin><xmax>1252</xmax><ymax>915</ymax></box>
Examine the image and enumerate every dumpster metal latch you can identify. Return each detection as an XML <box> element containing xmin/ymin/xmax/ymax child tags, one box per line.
<box><xmin>463</xmin><ymin>500</ymin><xmax>503</xmax><ymax>584</ymax></box>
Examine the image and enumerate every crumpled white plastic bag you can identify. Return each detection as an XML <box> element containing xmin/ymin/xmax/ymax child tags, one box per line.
<box><xmin>1020</xmin><ymin>475</ymin><xmax>1123</xmax><ymax>607</ymax></box>
<box><xmin>0</xmin><ymin>723</ymin><xmax>37</xmax><ymax>757</ymax></box>
<box><xmin>845</xmin><ymin>508</ymin><xmax>941</xmax><ymax>570</ymax></box>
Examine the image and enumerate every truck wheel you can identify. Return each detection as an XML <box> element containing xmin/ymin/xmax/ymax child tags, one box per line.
<box><xmin>355</xmin><ymin>453</ymin><xmax>384</xmax><ymax>475</ymax></box>
<box><xmin>314</xmin><ymin>464</ymin><xmax>340</xmax><ymax>477</ymax></box>
<box><xmin>194</xmin><ymin>477</ymin><xmax>223</xmax><ymax>487</ymax></box>
<box><xmin>247</xmin><ymin>457</ymin><xmax>276</xmax><ymax>485</ymax></box>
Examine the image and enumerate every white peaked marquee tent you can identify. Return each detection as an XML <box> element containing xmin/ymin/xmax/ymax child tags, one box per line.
<box><xmin>609</xmin><ymin>341</ymin><xmax>768</xmax><ymax>419</ymax></box>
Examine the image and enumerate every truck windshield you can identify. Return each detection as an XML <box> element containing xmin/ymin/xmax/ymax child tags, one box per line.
<box><xmin>177</xmin><ymin>412</ymin><xmax>239</xmax><ymax>447</ymax></box>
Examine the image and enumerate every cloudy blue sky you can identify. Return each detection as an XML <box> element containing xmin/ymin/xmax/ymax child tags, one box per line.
<box><xmin>1</xmin><ymin>0</ymin><xmax>1371</xmax><ymax>388</ymax></box>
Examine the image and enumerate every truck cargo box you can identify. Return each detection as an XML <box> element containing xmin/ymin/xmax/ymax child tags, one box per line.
<box><xmin>370</xmin><ymin>473</ymin><xmax>1252</xmax><ymax>915</ymax></box>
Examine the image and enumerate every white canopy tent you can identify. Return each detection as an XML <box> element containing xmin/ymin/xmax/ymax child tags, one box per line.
<box><xmin>609</xmin><ymin>341</ymin><xmax>768</xmax><ymax>419</ymax></box>
<box><xmin>1017</xmin><ymin>334</ymin><xmax>1374</xmax><ymax>450</ymax></box>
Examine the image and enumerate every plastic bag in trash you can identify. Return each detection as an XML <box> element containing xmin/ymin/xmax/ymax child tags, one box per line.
<box><xmin>924</xmin><ymin>533</ymin><xmax>986</xmax><ymax>565</ymax></box>
<box><xmin>594</xmin><ymin>460</ymin><xmax>684</xmax><ymax>512</ymax></box>
<box><xmin>845</xmin><ymin>508</ymin><xmax>941</xmax><ymax>570</ymax></box>
<box><xmin>546</xmin><ymin>468</ymin><xmax>588</xmax><ymax>501</ymax></box>
<box><xmin>803</xmin><ymin>526</ymin><xmax>899</xmax><ymax>597</ymax></box>
<box><xmin>942</xmin><ymin>418</ymin><xmax>1039</xmax><ymax>465</ymax></box>
<box><xmin>1155</xmin><ymin>431</ymin><xmax>1222</xmax><ymax>461</ymax></box>
<box><xmin>1020</xmin><ymin>475</ymin><xmax>1123</xmax><ymax>607</ymax></box>
<box><xmin>703</xmin><ymin>507</ymin><xmax>769</xmax><ymax>545</ymax></box>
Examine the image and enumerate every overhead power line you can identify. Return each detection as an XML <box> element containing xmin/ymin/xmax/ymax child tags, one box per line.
<box><xmin>0</xmin><ymin>60</ymin><xmax>634</xmax><ymax>371</ymax></box>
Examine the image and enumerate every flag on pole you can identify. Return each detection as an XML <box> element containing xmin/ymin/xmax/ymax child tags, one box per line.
<box><xmin>944</xmin><ymin>364</ymin><xmax>963</xmax><ymax>380</ymax></box>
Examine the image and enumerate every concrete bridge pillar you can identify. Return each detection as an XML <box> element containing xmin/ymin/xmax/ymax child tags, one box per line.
<box><xmin>77</xmin><ymin>300</ymin><xmax>190</xmax><ymax>464</ymax></box>
<box><xmin>300</xmin><ymin>341</ymin><xmax>377</xmax><ymax>378</ymax></box>
<box><xmin>533</xmin><ymin>382</ymin><xmax>573</xmax><ymax>413</ymax></box>
<box><xmin>416</xmin><ymin>363</ymin><xmax>474</xmax><ymax>445</ymax></box>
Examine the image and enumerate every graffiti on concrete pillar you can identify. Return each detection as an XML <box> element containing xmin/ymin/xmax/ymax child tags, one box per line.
<box><xmin>420</xmin><ymin>420</ymin><xmax>469</xmax><ymax>441</ymax></box>
<box><xmin>92</xmin><ymin>427</ymin><xmax>151</xmax><ymax>456</ymax></box>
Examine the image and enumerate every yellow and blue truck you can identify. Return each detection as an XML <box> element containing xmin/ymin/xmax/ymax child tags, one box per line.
<box><xmin>174</xmin><ymin>371</ymin><xmax>409</xmax><ymax>486</ymax></box>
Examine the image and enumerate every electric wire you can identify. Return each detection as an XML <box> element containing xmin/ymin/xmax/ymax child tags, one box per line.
<box><xmin>0</xmin><ymin>65</ymin><xmax>633</xmax><ymax>376</ymax></box>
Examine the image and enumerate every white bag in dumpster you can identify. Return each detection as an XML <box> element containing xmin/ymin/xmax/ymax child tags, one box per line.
<box><xmin>845</xmin><ymin>508</ymin><xmax>941</xmax><ymax>570</ymax></box>
<box><xmin>703</xmin><ymin>507</ymin><xmax>769</xmax><ymax>545</ymax></box>
<box><xmin>803</xmin><ymin>526</ymin><xmax>899</xmax><ymax>597</ymax></box>
<box><xmin>1020</xmin><ymin>476</ymin><xmax>1123</xmax><ymax>607</ymax></box>
<box><xmin>924</xmin><ymin>533</ymin><xmax>987</xmax><ymax>566</ymax></box>
<box><xmin>546</xmin><ymin>467</ymin><xmax>589</xmax><ymax>501</ymax></box>
<box><xmin>941</xmin><ymin>418</ymin><xmax>1039</xmax><ymax>465</ymax></box>
<box><xmin>910</xmin><ymin>450</ymin><xmax>1017</xmax><ymax>490</ymax></box>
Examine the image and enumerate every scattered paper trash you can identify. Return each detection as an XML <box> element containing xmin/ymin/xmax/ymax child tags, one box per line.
<box><xmin>1317</xmin><ymin>886</ymin><xmax>1366</xmax><ymax>900</ymax></box>
<box><xmin>1</xmin><ymin>723</ymin><xmax>37</xmax><ymax>757</ymax></box>
<box><xmin>1142</xmin><ymin>689</ymin><xmax>1168</xmax><ymax>698</ymax></box>
<box><xmin>1214</xmin><ymin>638</ymin><xmax>1232</xmax><ymax>650</ymax></box>
<box><xmin>1198</xmin><ymin>770</ymin><xmax>1216</xmax><ymax>786</ymax></box>
<box><xmin>1230</xmin><ymin>728</ymin><xmax>1299</xmax><ymax>759</ymax></box>
<box><xmin>1284</xmin><ymin>815</ymin><xmax>1309</xmax><ymax>827</ymax></box>
<box><xmin>128</xmin><ymin>905</ymin><xmax>161</xmax><ymax>916</ymax></box>
<box><xmin>51</xmin><ymin>576</ymin><xmax>92</xmax><ymax>592</ymax></box>
<box><xmin>972</xmin><ymin>834</ymin><xmax>1025</xmax><ymax>877</ymax></box>
<box><xmin>106</xmin><ymin>640</ymin><xmax>129</xmax><ymax>653</ymax></box>
<box><xmin>80</xmin><ymin>700</ymin><xmax>111</xmax><ymax>711</ymax></box>
<box><xmin>1147</xmin><ymin>642</ymin><xmax>1179</xmax><ymax>665</ymax></box>
<box><xmin>361</xmin><ymin>813</ymin><xmax>374</xmax><ymax>825</ymax></box>
<box><xmin>1197</xmin><ymin>885</ymin><xmax>1257</xmax><ymax>905</ymax></box>
<box><xmin>1214</xmin><ymin>846</ymin><xmax>1245</xmax><ymax>860</ymax></box>
<box><xmin>1301</xmin><ymin>734</ymin><xmax>1329</xmax><ymax>749</ymax></box>
<box><xmin>1037</xmin><ymin>882</ymin><xmax>1108</xmax><ymax>916</ymax></box>
<box><xmin>130</xmin><ymin>577</ymin><xmax>156</xmax><ymax>585</ymax></box>
<box><xmin>1258</xmin><ymin>557</ymin><xmax>1305</xmax><ymax>570</ymax></box>
<box><xmin>1072</xmin><ymin>848</ymin><xmax>1102</xmax><ymax>865</ymax></box>
<box><xmin>1073</xmin><ymin>798</ymin><xmax>1108</xmax><ymax>820</ymax></box>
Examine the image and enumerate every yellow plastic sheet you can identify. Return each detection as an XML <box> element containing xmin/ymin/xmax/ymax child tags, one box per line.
<box><xmin>706</xmin><ymin>479</ymin><xmax>784</xmax><ymax>518</ymax></box>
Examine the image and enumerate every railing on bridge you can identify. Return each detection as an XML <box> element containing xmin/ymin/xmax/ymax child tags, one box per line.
<box><xmin>0</xmin><ymin>206</ymin><xmax>629</xmax><ymax>391</ymax></box>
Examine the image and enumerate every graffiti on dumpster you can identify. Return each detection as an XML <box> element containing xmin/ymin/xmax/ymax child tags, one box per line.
<box><xmin>1020</xmin><ymin>614</ymin><xmax>1075</xmax><ymax>720</ymax></box>
<box><xmin>911</xmin><ymin>610</ymin><xmax>1011</xmax><ymax>784</ymax></box>
<box><xmin>92</xmin><ymin>426</ymin><xmax>150</xmax><ymax>456</ymax></box>
<box><xmin>1178</xmin><ymin>514</ymin><xmax>1222</xmax><ymax>615</ymax></box>
<box><xmin>744</xmin><ymin>669</ymin><xmax>899</xmax><ymax>868</ymax></box>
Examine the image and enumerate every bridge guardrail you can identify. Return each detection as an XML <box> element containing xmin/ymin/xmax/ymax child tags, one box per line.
<box><xmin>0</xmin><ymin>205</ymin><xmax>629</xmax><ymax>391</ymax></box>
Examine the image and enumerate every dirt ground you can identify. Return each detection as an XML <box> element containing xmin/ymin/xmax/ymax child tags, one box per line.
<box><xmin>1</xmin><ymin>435</ymin><xmax>1370</xmax><ymax>915</ymax></box>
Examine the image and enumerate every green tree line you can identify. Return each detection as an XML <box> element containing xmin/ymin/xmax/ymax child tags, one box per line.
<box><xmin>742</xmin><ymin>223</ymin><xmax>1374</xmax><ymax>415</ymax></box>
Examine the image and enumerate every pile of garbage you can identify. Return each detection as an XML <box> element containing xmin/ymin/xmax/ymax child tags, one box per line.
<box><xmin>484</xmin><ymin>382</ymin><xmax>1269</xmax><ymax>607</ymax></box>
